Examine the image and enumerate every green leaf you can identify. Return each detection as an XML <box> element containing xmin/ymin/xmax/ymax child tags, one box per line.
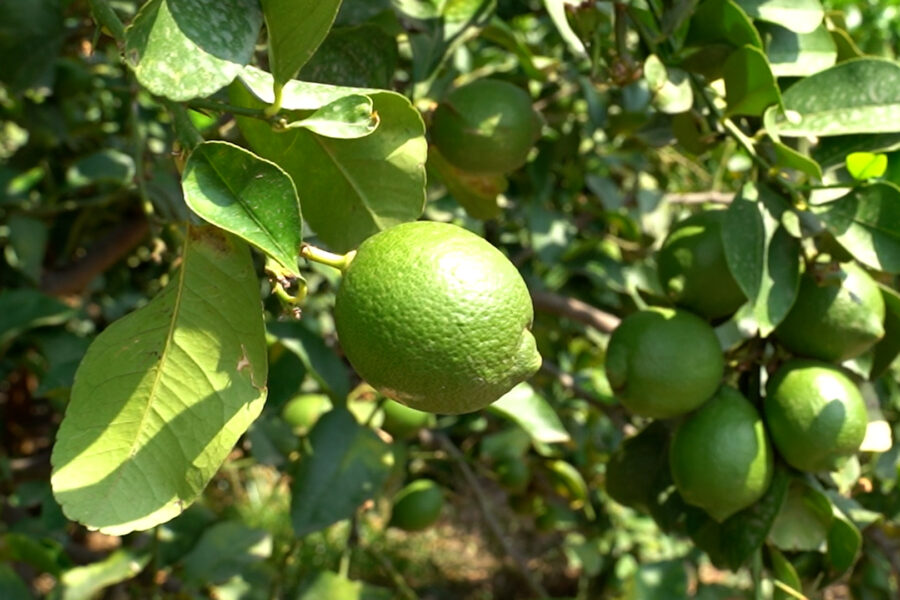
<box><xmin>285</xmin><ymin>95</ymin><xmax>379</xmax><ymax>139</ymax></box>
<box><xmin>181</xmin><ymin>521</ymin><xmax>272</xmax><ymax>584</ymax></box>
<box><xmin>263</xmin><ymin>0</ymin><xmax>342</xmax><ymax>88</ymax></box>
<box><xmin>51</xmin><ymin>227</ymin><xmax>268</xmax><ymax>535</ymax></box>
<box><xmin>723</xmin><ymin>184</ymin><xmax>801</xmax><ymax>336</ymax></box>
<box><xmin>734</xmin><ymin>0</ymin><xmax>824</xmax><ymax>33</ymax></box>
<box><xmin>182</xmin><ymin>141</ymin><xmax>303</xmax><ymax>276</ymax></box>
<box><xmin>299</xmin><ymin>24</ymin><xmax>400</xmax><ymax>89</ymax></box>
<box><xmin>813</xmin><ymin>133</ymin><xmax>900</xmax><ymax>169</ymax></box>
<box><xmin>124</xmin><ymin>0</ymin><xmax>262</xmax><ymax>101</ymax></box>
<box><xmin>809</xmin><ymin>182</ymin><xmax>900</xmax><ymax>273</ymax></box>
<box><xmin>427</xmin><ymin>145</ymin><xmax>504</xmax><ymax>220</ymax></box>
<box><xmin>290</xmin><ymin>409</ymin><xmax>393</xmax><ymax>536</ymax></box>
<box><xmin>826</xmin><ymin>502</ymin><xmax>861</xmax><ymax>576</ymax></box>
<box><xmin>768</xmin><ymin>479</ymin><xmax>831</xmax><ymax>551</ymax></box>
<box><xmin>0</xmin><ymin>564</ymin><xmax>31</xmax><ymax>600</ymax></box>
<box><xmin>230</xmin><ymin>68</ymin><xmax>426</xmax><ymax>252</ymax></box>
<box><xmin>846</xmin><ymin>152</ymin><xmax>888</xmax><ymax>180</ymax></box>
<box><xmin>267</xmin><ymin>320</ymin><xmax>350</xmax><ymax>400</ymax></box>
<box><xmin>768</xmin><ymin>546</ymin><xmax>802</xmax><ymax>600</ymax></box>
<box><xmin>760</xmin><ymin>22</ymin><xmax>836</xmax><ymax>77</ymax></box>
<box><xmin>723</xmin><ymin>45</ymin><xmax>783</xmax><ymax>117</ymax></box>
<box><xmin>686</xmin><ymin>0</ymin><xmax>762</xmax><ymax>50</ymax></box>
<box><xmin>0</xmin><ymin>0</ymin><xmax>64</xmax><ymax>94</ymax></box>
<box><xmin>65</xmin><ymin>149</ymin><xmax>135</xmax><ymax>188</ymax></box>
<box><xmin>60</xmin><ymin>550</ymin><xmax>150</xmax><ymax>600</ymax></box>
<box><xmin>762</xmin><ymin>139</ymin><xmax>823</xmax><ymax>179</ymax></box>
<box><xmin>622</xmin><ymin>560</ymin><xmax>688</xmax><ymax>600</ymax></box>
<box><xmin>0</xmin><ymin>289</ymin><xmax>74</xmax><ymax>347</ymax></box>
<box><xmin>870</xmin><ymin>285</ymin><xmax>900</xmax><ymax>380</ymax></box>
<box><xmin>645</xmin><ymin>55</ymin><xmax>693</xmax><ymax>114</ymax></box>
<box><xmin>488</xmin><ymin>383</ymin><xmax>571</xmax><ymax>444</ymax></box>
<box><xmin>769</xmin><ymin>59</ymin><xmax>900</xmax><ymax>137</ymax></box>
<box><xmin>299</xmin><ymin>571</ymin><xmax>392</xmax><ymax>600</ymax></box>
<box><xmin>542</xmin><ymin>0</ymin><xmax>586</xmax><ymax>57</ymax></box>
<box><xmin>6</xmin><ymin>214</ymin><xmax>48</xmax><ymax>283</ymax></box>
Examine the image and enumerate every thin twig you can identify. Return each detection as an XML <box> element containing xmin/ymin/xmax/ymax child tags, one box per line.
<box><xmin>367</xmin><ymin>547</ymin><xmax>419</xmax><ymax>600</ymax></box>
<box><xmin>530</xmin><ymin>290</ymin><xmax>620</xmax><ymax>333</ymax></box>
<box><xmin>428</xmin><ymin>431</ymin><xmax>550</xmax><ymax>600</ymax></box>
<box><xmin>661</xmin><ymin>191</ymin><xmax>735</xmax><ymax>205</ymax></box>
<box><xmin>539</xmin><ymin>361</ymin><xmax>627</xmax><ymax>428</ymax></box>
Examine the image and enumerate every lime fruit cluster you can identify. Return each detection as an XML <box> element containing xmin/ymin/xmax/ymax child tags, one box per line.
<box><xmin>334</xmin><ymin>221</ymin><xmax>542</xmax><ymax>415</ymax></box>
<box><xmin>603</xmin><ymin>209</ymin><xmax>884</xmax><ymax>524</ymax></box>
<box><xmin>431</xmin><ymin>79</ymin><xmax>541</xmax><ymax>175</ymax></box>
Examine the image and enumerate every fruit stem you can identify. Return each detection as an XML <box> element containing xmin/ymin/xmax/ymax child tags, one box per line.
<box><xmin>300</xmin><ymin>244</ymin><xmax>356</xmax><ymax>272</ymax></box>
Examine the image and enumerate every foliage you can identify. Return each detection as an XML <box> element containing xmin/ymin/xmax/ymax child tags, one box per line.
<box><xmin>1</xmin><ymin>0</ymin><xmax>900</xmax><ymax>598</ymax></box>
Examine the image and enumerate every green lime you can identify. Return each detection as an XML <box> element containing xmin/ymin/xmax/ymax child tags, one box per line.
<box><xmin>774</xmin><ymin>262</ymin><xmax>885</xmax><ymax>362</ymax></box>
<box><xmin>657</xmin><ymin>210</ymin><xmax>746</xmax><ymax>319</ymax></box>
<box><xmin>494</xmin><ymin>456</ymin><xmax>531</xmax><ymax>493</ymax></box>
<box><xmin>605</xmin><ymin>420</ymin><xmax>671</xmax><ymax>513</ymax></box>
<box><xmin>389</xmin><ymin>479</ymin><xmax>444</xmax><ymax>531</ymax></box>
<box><xmin>381</xmin><ymin>399</ymin><xmax>436</xmax><ymax>440</ymax></box>
<box><xmin>669</xmin><ymin>386</ymin><xmax>773</xmax><ymax>522</ymax></box>
<box><xmin>605</xmin><ymin>307</ymin><xmax>724</xmax><ymax>418</ymax></box>
<box><xmin>431</xmin><ymin>79</ymin><xmax>541</xmax><ymax>174</ymax></box>
<box><xmin>764</xmin><ymin>359</ymin><xmax>868</xmax><ymax>472</ymax></box>
<box><xmin>334</xmin><ymin>221</ymin><xmax>541</xmax><ymax>415</ymax></box>
<box><xmin>281</xmin><ymin>393</ymin><xmax>332</xmax><ymax>434</ymax></box>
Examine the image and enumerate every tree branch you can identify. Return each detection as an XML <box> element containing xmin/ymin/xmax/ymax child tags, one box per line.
<box><xmin>661</xmin><ymin>191</ymin><xmax>734</xmax><ymax>205</ymax></box>
<box><xmin>530</xmin><ymin>290</ymin><xmax>620</xmax><ymax>333</ymax></box>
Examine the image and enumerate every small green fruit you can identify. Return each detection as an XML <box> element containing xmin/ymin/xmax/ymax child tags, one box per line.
<box><xmin>281</xmin><ymin>394</ymin><xmax>332</xmax><ymax>434</ymax></box>
<box><xmin>389</xmin><ymin>479</ymin><xmax>444</xmax><ymax>531</ymax></box>
<box><xmin>381</xmin><ymin>399</ymin><xmax>436</xmax><ymax>440</ymax></box>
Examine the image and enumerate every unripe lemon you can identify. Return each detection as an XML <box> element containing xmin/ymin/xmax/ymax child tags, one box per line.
<box><xmin>281</xmin><ymin>393</ymin><xmax>332</xmax><ymax>434</ymax></box>
<box><xmin>774</xmin><ymin>262</ymin><xmax>885</xmax><ymax>363</ymax></box>
<box><xmin>389</xmin><ymin>479</ymin><xmax>444</xmax><ymax>531</ymax></box>
<box><xmin>431</xmin><ymin>79</ymin><xmax>541</xmax><ymax>174</ymax></box>
<box><xmin>605</xmin><ymin>307</ymin><xmax>724</xmax><ymax>418</ymax></box>
<box><xmin>657</xmin><ymin>210</ymin><xmax>746</xmax><ymax>319</ymax></box>
<box><xmin>669</xmin><ymin>387</ymin><xmax>774</xmax><ymax>522</ymax></box>
<box><xmin>334</xmin><ymin>221</ymin><xmax>541</xmax><ymax>415</ymax></box>
<box><xmin>764</xmin><ymin>359</ymin><xmax>867</xmax><ymax>473</ymax></box>
<box><xmin>381</xmin><ymin>399</ymin><xmax>435</xmax><ymax>441</ymax></box>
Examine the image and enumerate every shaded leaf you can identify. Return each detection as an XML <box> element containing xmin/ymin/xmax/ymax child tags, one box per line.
<box><xmin>6</xmin><ymin>215</ymin><xmax>48</xmax><ymax>283</ymax></box>
<box><xmin>230</xmin><ymin>67</ymin><xmax>426</xmax><ymax>253</ymax></box>
<box><xmin>810</xmin><ymin>182</ymin><xmax>900</xmax><ymax>273</ymax></box>
<box><xmin>760</xmin><ymin>22</ymin><xmax>836</xmax><ymax>77</ymax></box>
<box><xmin>299</xmin><ymin>571</ymin><xmax>392</xmax><ymax>600</ymax></box>
<box><xmin>0</xmin><ymin>0</ymin><xmax>63</xmax><ymax>93</ymax></box>
<box><xmin>723</xmin><ymin>184</ymin><xmax>801</xmax><ymax>335</ymax></box>
<box><xmin>60</xmin><ymin>550</ymin><xmax>150</xmax><ymax>600</ymax></box>
<box><xmin>724</xmin><ymin>45</ymin><xmax>783</xmax><ymax>117</ymax></box>
<box><xmin>826</xmin><ymin>502</ymin><xmax>861</xmax><ymax>577</ymax></box>
<box><xmin>735</xmin><ymin>0</ymin><xmax>824</xmax><ymax>33</ymax></box>
<box><xmin>51</xmin><ymin>227</ymin><xmax>268</xmax><ymax>535</ymax></box>
<box><xmin>267</xmin><ymin>320</ymin><xmax>351</xmax><ymax>401</ymax></box>
<box><xmin>183</xmin><ymin>141</ymin><xmax>302</xmax><ymax>276</ymax></box>
<box><xmin>427</xmin><ymin>145</ymin><xmax>504</xmax><ymax>220</ymax></box>
<box><xmin>769</xmin><ymin>59</ymin><xmax>900</xmax><ymax>137</ymax></box>
<box><xmin>870</xmin><ymin>285</ymin><xmax>900</xmax><ymax>379</ymax></box>
<box><xmin>489</xmin><ymin>383</ymin><xmax>570</xmax><ymax>444</ymax></box>
<box><xmin>768</xmin><ymin>546</ymin><xmax>802</xmax><ymax>600</ymax></box>
<box><xmin>299</xmin><ymin>24</ymin><xmax>399</xmax><ymax>89</ymax></box>
<box><xmin>182</xmin><ymin>521</ymin><xmax>272</xmax><ymax>584</ymax></box>
<box><xmin>0</xmin><ymin>564</ymin><xmax>31</xmax><ymax>600</ymax></box>
<box><xmin>622</xmin><ymin>560</ymin><xmax>688</xmax><ymax>600</ymax></box>
<box><xmin>813</xmin><ymin>132</ymin><xmax>900</xmax><ymax>169</ymax></box>
<box><xmin>0</xmin><ymin>289</ymin><xmax>74</xmax><ymax>348</ymax></box>
<box><xmin>65</xmin><ymin>150</ymin><xmax>136</xmax><ymax>188</ymax></box>
<box><xmin>263</xmin><ymin>0</ymin><xmax>342</xmax><ymax>87</ymax></box>
<box><xmin>291</xmin><ymin>409</ymin><xmax>393</xmax><ymax>536</ymax></box>
<box><xmin>124</xmin><ymin>0</ymin><xmax>262</xmax><ymax>101</ymax></box>
<box><xmin>768</xmin><ymin>479</ymin><xmax>831</xmax><ymax>551</ymax></box>
<box><xmin>686</xmin><ymin>0</ymin><xmax>762</xmax><ymax>50</ymax></box>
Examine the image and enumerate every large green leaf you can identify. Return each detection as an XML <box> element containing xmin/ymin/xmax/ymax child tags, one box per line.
<box><xmin>809</xmin><ymin>182</ymin><xmax>900</xmax><ymax>273</ymax></box>
<box><xmin>735</xmin><ymin>0</ymin><xmax>824</xmax><ymax>33</ymax></box>
<box><xmin>230</xmin><ymin>67</ymin><xmax>426</xmax><ymax>252</ymax></box>
<box><xmin>488</xmin><ymin>383</ymin><xmax>570</xmax><ymax>444</ymax></box>
<box><xmin>60</xmin><ymin>550</ymin><xmax>150</xmax><ymax>600</ymax></box>
<box><xmin>263</xmin><ymin>0</ymin><xmax>342</xmax><ymax>88</ymax></box>
<box><xmin>760</xmin><ymin>22</ymin><xmax>836</xmax><ymax>77</ymax></box>
<box><xmin>182</xmin><ymin>141</ymin><xmax>303</xmax><ymax>276</ymax></box>
<box><xmin>723</xmin><ymin>45</ymin><xmax>783</xmax><ymax>117</ymax></box>
<box><xmin>181</xmin><ymin>520</ymin><xmax>272</xmax><ymax>584</ymax></box>
<box><xmin>769</xmin><ymin>59</ymin><xmax>900</xmax><ymax>137</ymax></box>
<box><xmin>51</xmin><ymin>226</ymin><xmax>268</xmax><ymax>535</ymax></box>
<box><xmin>723</xmin><ymin>184</ymin><xmax>801</xmax><ymax>336</ymax></box>
<box><xmin>124</xmin><ymin>0</ymin><xmax>262</xmax><ymax>101</ymax></box>
<box><xmin>290</xmin><ymin>409</ymin><xmax>393</xmax><ymax>536</ymax></box>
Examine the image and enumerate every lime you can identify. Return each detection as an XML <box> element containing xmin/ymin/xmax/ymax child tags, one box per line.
<box><xmin>334</xmin><ymin>221</ymin><xmax>541</xmax><ymax>415</ymax></box>
<box><xmin>669</xmin><ymin>386</ymin><xmax>773</xmax><ymax>522</ymax></box>
<box><xmin>605</xmin><ymin>307</ymin><xmax>724</xmax><ymax>418</ymax></box>
<box><xmin>605</xmin><ymin>420</ymin><xmax>671</xmax><ymax>513</ymax></box>
<box><xmin>774</xmin><ymin>262</ymin><xmax>885</xmax><ymax>362</ymax></box>
<box><xmin>281</xmin><ymin>393</ymin><xmax>332</xmax><ymax>434</ymax></box>
<box><xmin>657</xmin><ymin>210</ymin><xmax>746</xmax><ymax>319</ymax></box>
<box><xmin>431</xmin><ymin>79</ymin><xmax>541</xmax><ymax>174</ymax></box>
<box><xmin>764</xmin><ymin>359</ymin><xmax>868</xmax><ymax>472</ymax></box>
<box><xmin>381</xmin><ymin>399</ymin><xmax>435</xmax><ymax>440</ymax></box>
<box><xmin>389</xmin><ymin>479</ymin><xmax>444</xmax><ymax>531</ymax></box>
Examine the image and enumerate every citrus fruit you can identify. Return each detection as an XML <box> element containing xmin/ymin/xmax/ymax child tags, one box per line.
<box><xmin>657</xmin><ymin>210</ymin><xmax>746</xmax><ymax>319</ymax></box>
<box><xmin>334</xmin><ymin>221</ymin><xmax>541</xmax><ymax>415</ymax></box>
<box><xmin>669</xmin><ymin>386</ymin><xmax>773</xmax><ymax>522</ymax></box>
<box><xmin>381</xmin><ymin>399</ymin><xmax>436</xmax><ymax>440</ymax></box>
<box><xmin>604</xmin><ymin>307</ymin><xmax>724</xmax><ymax>418</ymax></box>
<box><xmin>764</xmin><ymin>359</ymin><xmax>868</xmax><ymax>472</ymax></box>
<box><xmin>389</xmin><ymin>479</ymin><xmax>444</xmax><ymax>531</ymax></box>
<box><xmin>281</xmin><ymin>393</ymin><xmax>332</xmax><ymax>434</ymax></box>
<box><xmin>494</xmin><ymin>456</ymin><xmax>531</xmax><ymax>493</ymax></box>
<box><xmin>431</xmin><ymin>79</ymin><xmax>541</xmax><ymax>174</ymax></box>
<box><xmin>605</xmin><ymin>420</ymin><xmax>671</xmax><ymax>513</ymax></box>
<box><xmin>774</xmin><ymin>262</ymin><xmax>885</xmax><ymax>363</ymax></box>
